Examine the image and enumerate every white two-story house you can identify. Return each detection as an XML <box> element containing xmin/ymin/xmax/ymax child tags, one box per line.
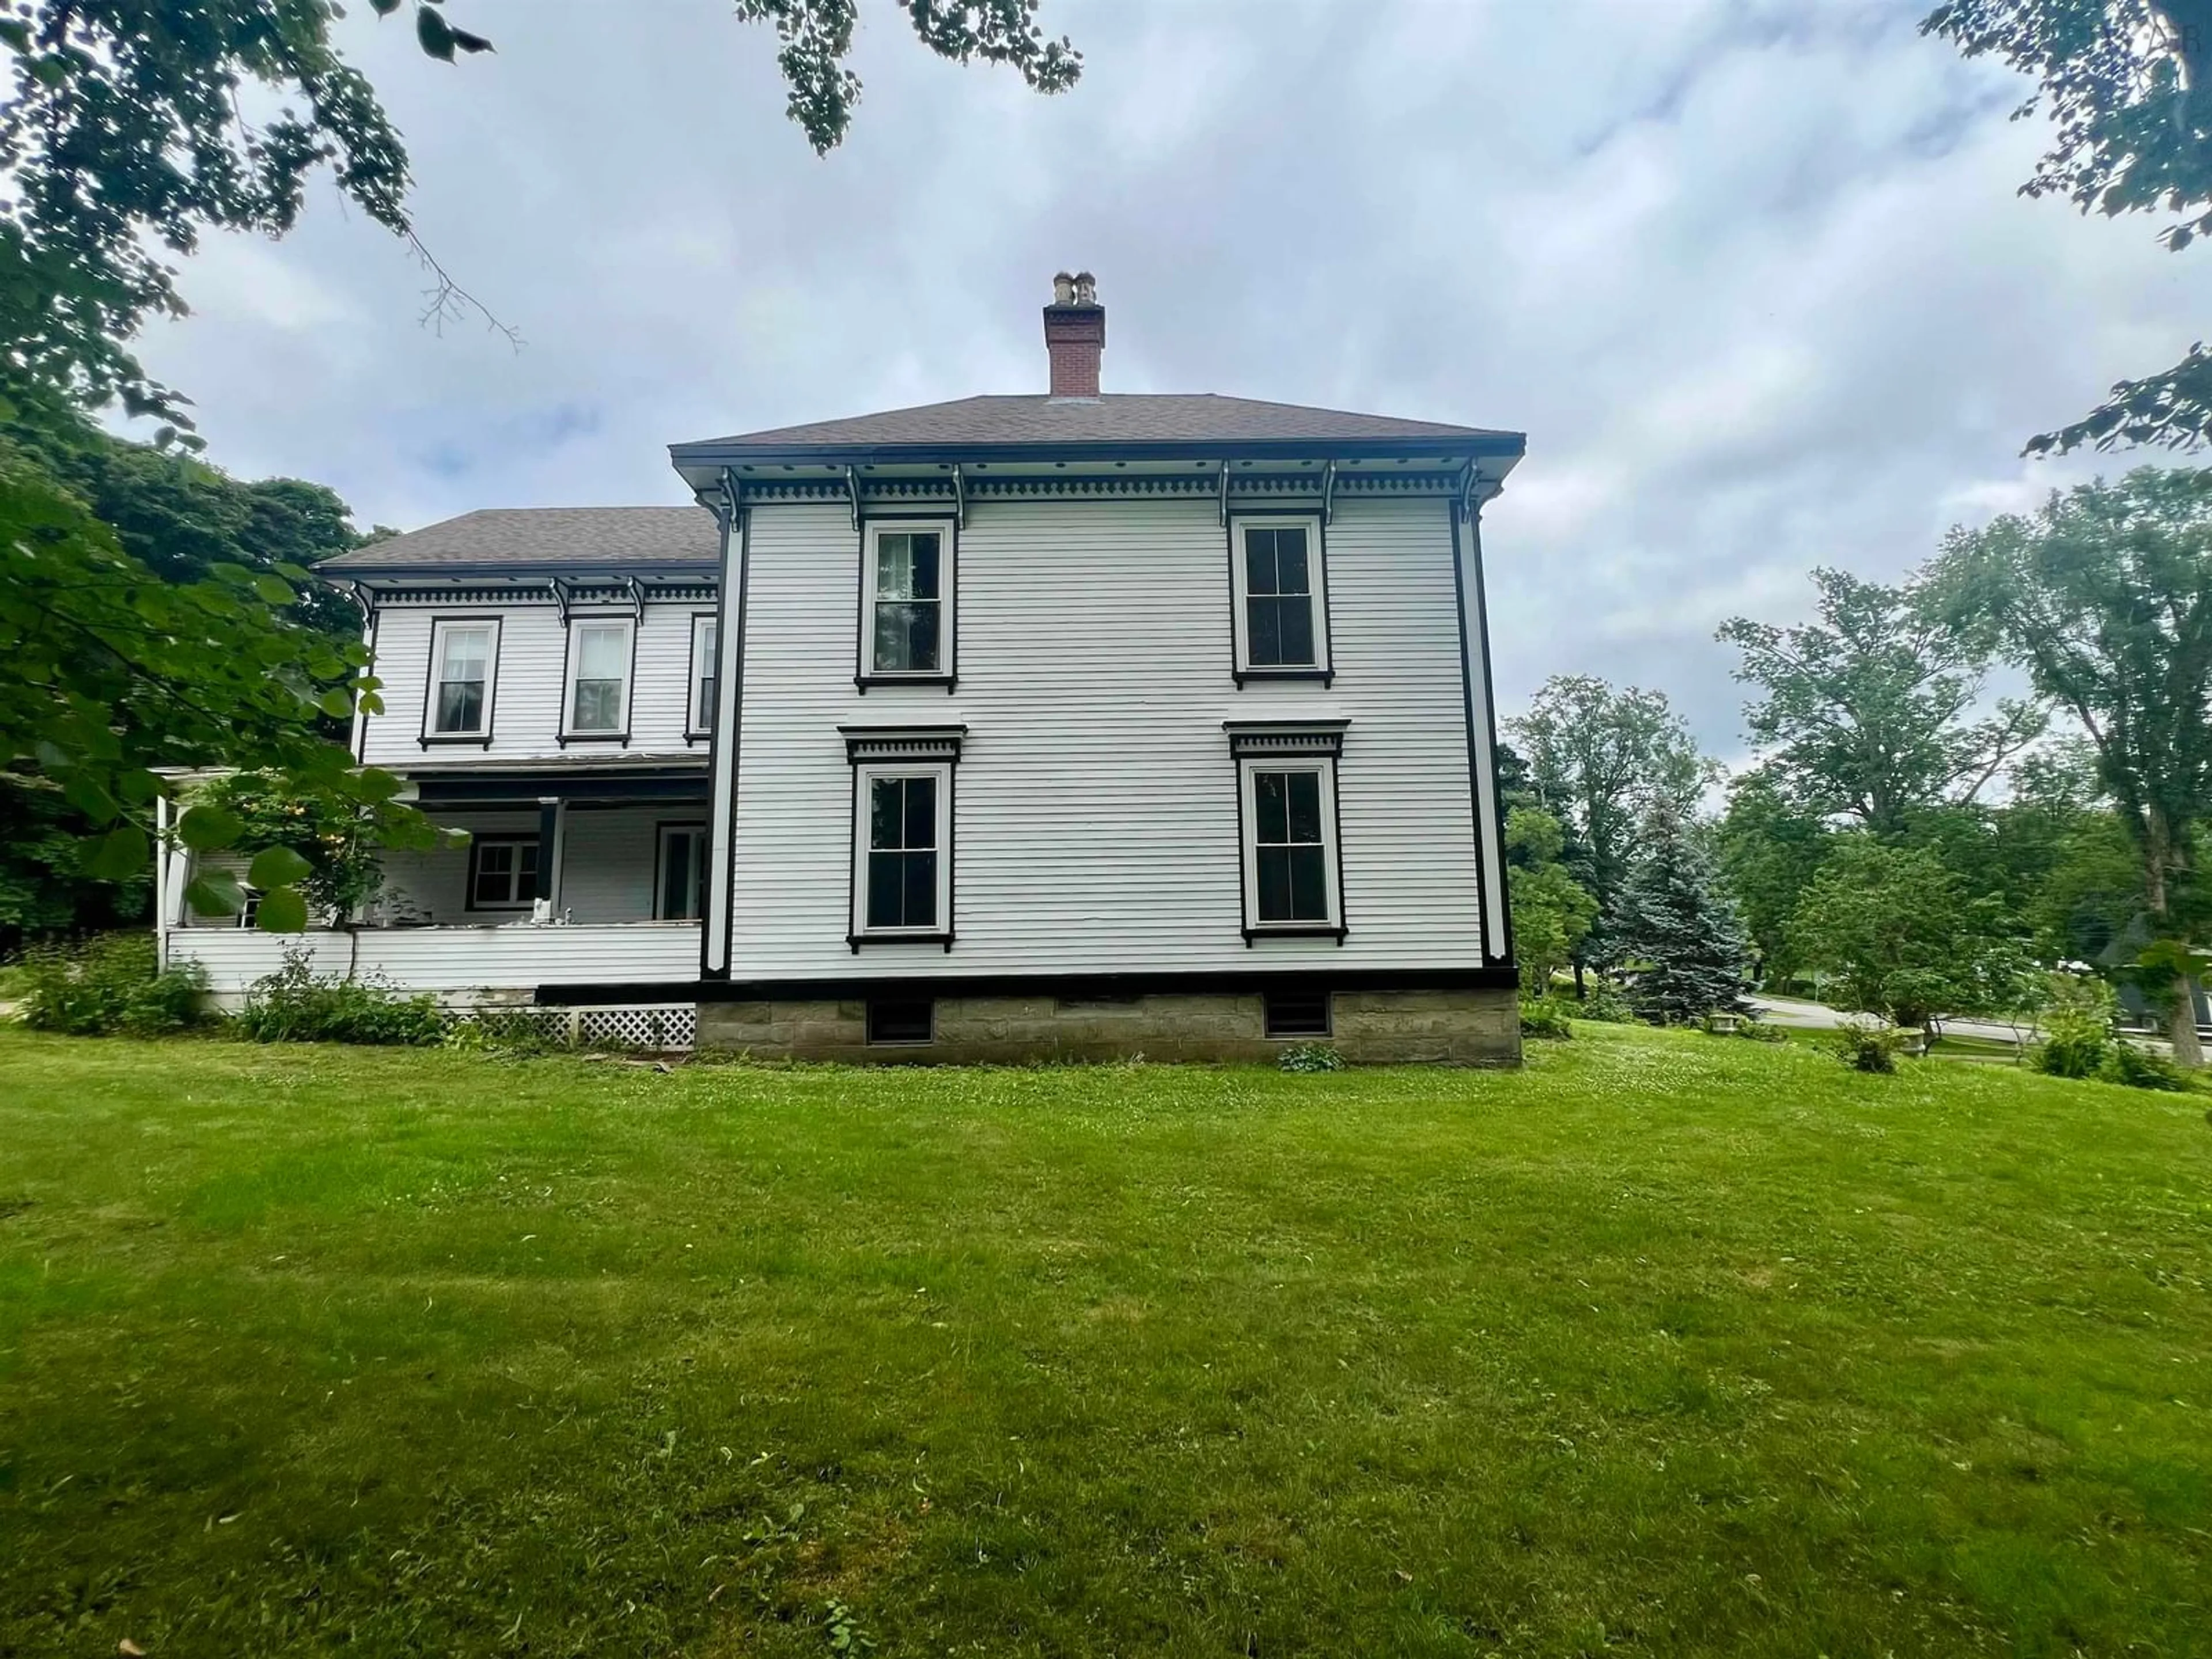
<box><xmin>161</xmin><ymin>276</ymin><xmax>1525</xmax><ymax>1062</ymax></box>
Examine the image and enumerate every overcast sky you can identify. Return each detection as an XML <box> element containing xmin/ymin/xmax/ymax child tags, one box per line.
<box><xmin>130</xmin><ymin>0</ymin><xmax>2211</xmax><ymax>760</ymax></box>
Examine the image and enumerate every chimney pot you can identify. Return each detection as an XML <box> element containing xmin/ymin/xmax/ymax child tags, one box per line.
<box><xmin>1042</xmin><ymin>270</ymin><xmax>1105</xmax><ymax>398</ymax></box>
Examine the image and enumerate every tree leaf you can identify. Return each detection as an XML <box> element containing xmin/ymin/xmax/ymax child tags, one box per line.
<box><xmin>247</xmin><ymin>845</ymin><xmax>315</xmax><ymax>889</ymax></box>
<box><xmin>255</xmin><ymin>886</ymin><xmax>311</xmax><ymax>933</ymax></box>
<box><xmin>184</xmin><ymin>870</ymin><xmax>245</xmax><ymax>917</ymax></box>
<box><xmin>62</xmin><ymin>772</ymin><xmax>121</xmax><ymax>825</ymax></box>
<box><xmin>177</xmin><ymin>803</ymin><xmax>245</xmax><ymax>851</ymax></box>
<box><xmin>450</xmin><ymin>26</ymin><xmax>495</xmax><ymax>54</ymax></box>
<box><xmin>369</xmin><ymin>0</ymin><xmax>401</xmax><ymax>13</ymax></box>
<box><xmin>317</xmin><ymin>687</ymin><xmax>357</xmax><ymax>719</ymax></box>
<box><xmin>416</xmin><ymin>6</ymin><xmax>456</xmax><ymax>60</ymax></box>
<box><xmin>84</xmin><ymin>824</ymin><xmax>151</xmax><ymax>880</ymax></box>
<box><xmin>253</xmin><ymin>572</ymin><xmax>296</xmax><ymax>606</ymax></box>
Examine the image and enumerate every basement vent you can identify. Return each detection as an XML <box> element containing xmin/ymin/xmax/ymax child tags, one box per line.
<box><xmin>866</xmin><ymin>998</ymin><xmax>935</xmax><ymax>1046</ymax></box>
<box><xmin>1263</xmin><ymin>990</ymin><xmax>1331</xmax><ymax>1039</ymax></box>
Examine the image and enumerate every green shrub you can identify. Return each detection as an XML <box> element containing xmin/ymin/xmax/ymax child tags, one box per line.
<box><xmin>445</xmin><ymin>1007</ymin><xmax>567</xmax><ymax>1056</ymax></box>
<box><xmin>1575</xmin><ymin>979</ymin><xmax>1637</xmax><ymax>1024</ymax></box>
<box><xmin>1832</xmin><ymin>1024</ymin><xmax>1906</xmax><ymax>1074</ymax></box>
<box><xmin>1734</xmin><ymin>1016</ymin><xmax>1790</xmax><ymax>1044</ymax></box>
<box><xmin>2033</xmin><ymin>975</ymin><xmax>2117</xmax><ymax>1079</ymax></box>
<box><xmin>1277</xmin><ymin>1043</ymin><xmax>1344</xmax><ymax>1073</ymax></box>
<box><xmin>2097</xmin><ymin>1040</ymin><xmax>2192</xmax><ymax>1092</ymax></box>
<box><xmin>236</xmin><ymin>947</ymin><xmax>448</xmax><ymax>1046</ymax></box>
<box><xmin>18</xmin><ymin>934</ymin><xmax>209</xmax><ymax>1036</ymax></box>
<box><xmin>1518</xmin><ymin>997</ymin><xmax>1574</xmax><ymax>1040</ymax></box>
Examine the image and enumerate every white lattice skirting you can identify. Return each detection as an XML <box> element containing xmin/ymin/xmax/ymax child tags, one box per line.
<box><xmin>459</xmin><ymin>1004</ymin><xmax>696</xmax><ymax>1051</ymax></box>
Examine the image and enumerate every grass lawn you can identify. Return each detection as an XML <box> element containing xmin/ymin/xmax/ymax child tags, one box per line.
<box><xmin>2</xmin><ymin>1027</ymin><xmax>2209</xmax><ymax>1657</ymax></box>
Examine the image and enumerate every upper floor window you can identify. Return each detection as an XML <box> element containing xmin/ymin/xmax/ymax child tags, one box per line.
<box><xmin>689</xmin><ymin>615</ymin><xmax>718</xmax><ymax>736</ymax></box>
<box><xmin>426</xmin><ymin>618</ymin><xmax>499</xmax><ymax>741</ymax></box>
<box><xmin>1230</xmin><ymin>516</ymin><xmax>1331</xmax><ymax>683</ymax></box>
<box><xmin>565</xmin><ymin>617</ymin><xmax>633</xmax><ymax>737</ymax></box>
<box><xmin>860</xmin><ymin>520</ymin><xmax>954</xmax><ymax>684</ymax></box>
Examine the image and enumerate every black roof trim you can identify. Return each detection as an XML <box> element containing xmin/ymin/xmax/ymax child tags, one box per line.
<box><xmin>673</xmin><ymin>434</ymin><xmax>1527</xmax><ymax>470</ymax></box>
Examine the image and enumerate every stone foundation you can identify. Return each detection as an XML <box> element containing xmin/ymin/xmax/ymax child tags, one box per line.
<box><xmin>694</xmin><ymin>986</ymin><xmax>1521</xmax><ymax>1066</ymax></box>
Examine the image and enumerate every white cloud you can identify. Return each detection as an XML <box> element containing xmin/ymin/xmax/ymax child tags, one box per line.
<box><xmin>120</xmin><ymin>0</ymin><xmax>2212</xmax><ymax>755</ymax></box>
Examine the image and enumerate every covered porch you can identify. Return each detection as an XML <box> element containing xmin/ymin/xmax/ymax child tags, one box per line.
<box><xmin>162</xmin><ymin>759</ymin><xmax>711</xmax><ymax>1005</ymax></box>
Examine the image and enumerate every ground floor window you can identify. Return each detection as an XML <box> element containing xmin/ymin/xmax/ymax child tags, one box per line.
<box><xmin>850</xmin><ymin>761</ymin><xmax>953</xmax><ymax>941</ymax></box>
<box><xmin>656</xmin><ymin>823</ymin><xmax>709</xmax><ymax>921</ymax></box>
<box><xmin>866</xmin><ymin>998</ymin><xmax>935</xmax><ymax>1044</ymax></box>
<box><xmin>468</xmin><ymin>836</ymin><xmax>539</xmax><ymax>910</ymax></box>
<box><xmin>1240</xmin><ymin>757</ymin><xmax>1342</xmax><ymax>935</ymax></box>
<box><xmin>1263</xmin><ymin>989</ymin><xmax>1332</xmax><ymax>1037</ymax></box>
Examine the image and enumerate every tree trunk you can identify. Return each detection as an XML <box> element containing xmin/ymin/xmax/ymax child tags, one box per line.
<box><xmin>1573</xmin><ymin>960</ymin><xmax>1586</xmax><ymax>1001</ymax></box>
<box><xmin>2171</xmin><ymin>975</ymin><xmax>2205</xmax><ymax>1069</ymax></box>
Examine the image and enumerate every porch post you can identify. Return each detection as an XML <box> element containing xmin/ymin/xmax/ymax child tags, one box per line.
<box><xmin>534</xmin><ymin>796</ymin><xmax>559</xmax><ymax>917</ymax></box>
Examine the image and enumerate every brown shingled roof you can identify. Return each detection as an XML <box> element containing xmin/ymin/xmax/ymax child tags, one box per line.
<box><xmin>319</xmin><ymin>506</ymin><xmax>717</xmax><ymax>573</ymax></box>
<box><xmin>681</xmin><ymin>393</ymin><xmax>1517</xmax><ymax>451</ymax></box>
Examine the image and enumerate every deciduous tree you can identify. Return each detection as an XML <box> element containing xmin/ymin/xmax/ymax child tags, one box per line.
<box><xmin>1718</xmin><ymin>567</ymin><xmax>2044</xmax><ymax>836</ymax></box>
<box><xmin>1923</xmin><ymin>0</ymin><xmax>2212</xmax><ymax>452</ymax></box>
<box><xmin>1932</xmin><ymin>465</ymin><xmax>2212</xmax><ymax>1062</ymax></box>
<box><xmin>1507</xmin><ymin>676</ymin><xmax>1710</xmax><ymax>968</ymax></box>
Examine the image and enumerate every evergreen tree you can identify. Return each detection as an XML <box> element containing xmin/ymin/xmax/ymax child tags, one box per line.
<box><xmin>1616</xmin><ymin>802</ymin><xmax>1751</xmax><ymax>1024</ymax></box>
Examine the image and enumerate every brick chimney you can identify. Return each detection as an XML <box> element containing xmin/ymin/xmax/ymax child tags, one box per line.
<box><xmin>1043</xmin><ymin>270</ymin><xmax>1104</xmax><ymax>398</ymax></box>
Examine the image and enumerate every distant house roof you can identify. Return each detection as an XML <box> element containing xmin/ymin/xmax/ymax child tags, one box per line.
<box><xmin>678</xmin><ymin>393</ymin><xmax>1520</xmax><ymax>452</ymax></box>
<box><xmin>319</xmin><ymin>506</ymin><xmax>717</xmax><ymax>575</ymax></box>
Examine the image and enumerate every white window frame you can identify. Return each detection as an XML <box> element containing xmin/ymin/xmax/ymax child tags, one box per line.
<box><xmin>562</xmin><ymin>615</ymin><xmax>635</xmax><ymax>738</ymax></box>
<box><xmin>1239</xmin><ymin>756</ymin><xmax>1342</xmax><ymax>933</ymax></box>
<box><xmin>858</xmin><ymin>518</ymin><xmax>956</xmax><ymax>683</ymax></box>
<box><xmin>850</xmin><ymin>760</ymin><xmax>954</xmax><ymax>941</ymax></box>
<box><xmin>656</xmin><ymin>822</ymin><xmax>709</xmax><ymax>921</ymax></box>
<box><xmin>1229</xmin><ymin>514</ymin><xmax>1330</xmax><ymax>680</ymax></box>
<box><xmin>425</xmin><ymin>617</ymin><xmax>500</xmax><ymax>741</ymax></box>
<box><xmin>687</xmin><ymin>613</ymin><xmax>718</xmax><ymax>737</ymax></box>
<box><xmin>467</xmin><ymin>835</ymin><xmax>540</xmax><ymax>912</ymax></box>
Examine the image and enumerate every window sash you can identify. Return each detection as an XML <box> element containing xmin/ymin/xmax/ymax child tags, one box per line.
<box><xmin>690</xmin><ymin>617</ymin><xmax>718</xmax><ymax>733</ymax></box>
<box><xmin>852</xmin><ymin>764</ymin><xmax>949</xmax><ymax>936</ymax></box>
<box><xmin>1231</xmin><ymin>518</ymin><xmax>1327</xmax><ymax>674</ymax></box>
<box><xmin>430</xmin><ymin>622</ymin><xmax>495</xmax><ymax>735</ymax></box>
<box><xmin>863</xmin><ymin>524</ymin><xmax>949</xmax><ymax>676</ymax></box>
<box><xmin>566</xmin><ymin>620</ymin><xmax>631</xmax><ymax>733</ymax></box>
<box><xmin>1243</xmin><ymin>761</ymin><xmax>1338</xmax><ymax>927</ymax></box>
<box><xmin>469</xmin><ymin>838</ymin><xmax>539</xmax><ymax>908</ymax></box>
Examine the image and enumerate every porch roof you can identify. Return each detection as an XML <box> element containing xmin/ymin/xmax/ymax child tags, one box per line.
<box><xmin>403</xmin><ymin>756</ymin><xmax>707</xmax><ymax>807</ymax></box>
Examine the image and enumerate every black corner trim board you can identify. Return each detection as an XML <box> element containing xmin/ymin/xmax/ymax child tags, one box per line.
<box><xmin>535</xmin><ymin>965</ymin><xmax>1521</xmax><ymax>1006</ymax></box>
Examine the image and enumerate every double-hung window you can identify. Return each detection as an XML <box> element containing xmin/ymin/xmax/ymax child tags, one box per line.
<box><xmin>468</xmin><ymin>836</ymin><xmax>539</xmax><ymax>910</ymax></box>
<box><xmin>842</xmin><ymin>725</ymin><xmax>963</xmax><ymax>946</ymax></box>
<box><xmin>1229</xmin><ymin>722</ymin><xmax>1347</xmax><ymax>940</ymax></box>
<box><xmin>1230</xmin><ymin>516</ymin><xmax>1331</xmax><ymax>682</ymax></box>
<box><xmin>426</xmin><ymin>618</ymin><xmax>498</xmax><ymax>740</ymax></box>
<box><xmin>564</xmin><ymin>618</ymin><xmax>633</xmax><ymax>737</ymax></box>
<box><xmin>688</xmin><ymin>615</ymin><xmax>718</xmax><ymax>736</ymax></box>
<box><xmin>860</xmin><ymin>521</ymin><xmax>953</xmax><ymax>684</ymax></box>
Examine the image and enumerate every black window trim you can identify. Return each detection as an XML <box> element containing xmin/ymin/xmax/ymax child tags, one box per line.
<box><xmin>418</xmin><ymin>613</ymin><xmax>503</xmax><ymax>748</ymax></box>
<box><xmin>1226</xmin><ymin>509</ymin><xmax>1335</xmax><ymax>688</ymax></box>
<box><xmin>684</xmin><ymin>609</ymin><xmax>719</xmax><ymax>744</ymax></box>
<box><xmin>1225</xmin><ymin>721</ymin><xmax>1349</xmax><ymax>945</ymax></box>
<box><xmin>839</xmin><ymin>724</ymin><xmax>964</xmax><ymax>951</ymax></box>
<box><xmin>854</xmin><ymin>510</ymin><xmax>959</xmax><ymax>693</ymax></box>
<box><xmin>464</xmin><ymin>833</ymin><xmax>540</xmax><ymax>912</ymax></box>
<box><xmin>558</xmin><ymin>611</ymin><xmax>638</xmax><ymax>746</ymax></box>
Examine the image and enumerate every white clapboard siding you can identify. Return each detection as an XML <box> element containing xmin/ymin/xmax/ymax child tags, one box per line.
<box><xmin>170</xmin><ymin>922</ymin><xmax>699</xmax><ymax>998</ymax></box>
<box><xmin>728</xmin><ymin>494</ymin><xmax>1484</xmax><ymax>978</ymax></box>
<box><xmin>361</xmin><ymin>600</ymin><xmax>709</xmax><ymax>767</ymax></box>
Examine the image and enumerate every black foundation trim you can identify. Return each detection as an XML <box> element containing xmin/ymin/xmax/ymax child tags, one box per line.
<box><xmin>535</xmin><ymin>965</ymin><xmax>1519</xmax><ymax>1006</ymax></box>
